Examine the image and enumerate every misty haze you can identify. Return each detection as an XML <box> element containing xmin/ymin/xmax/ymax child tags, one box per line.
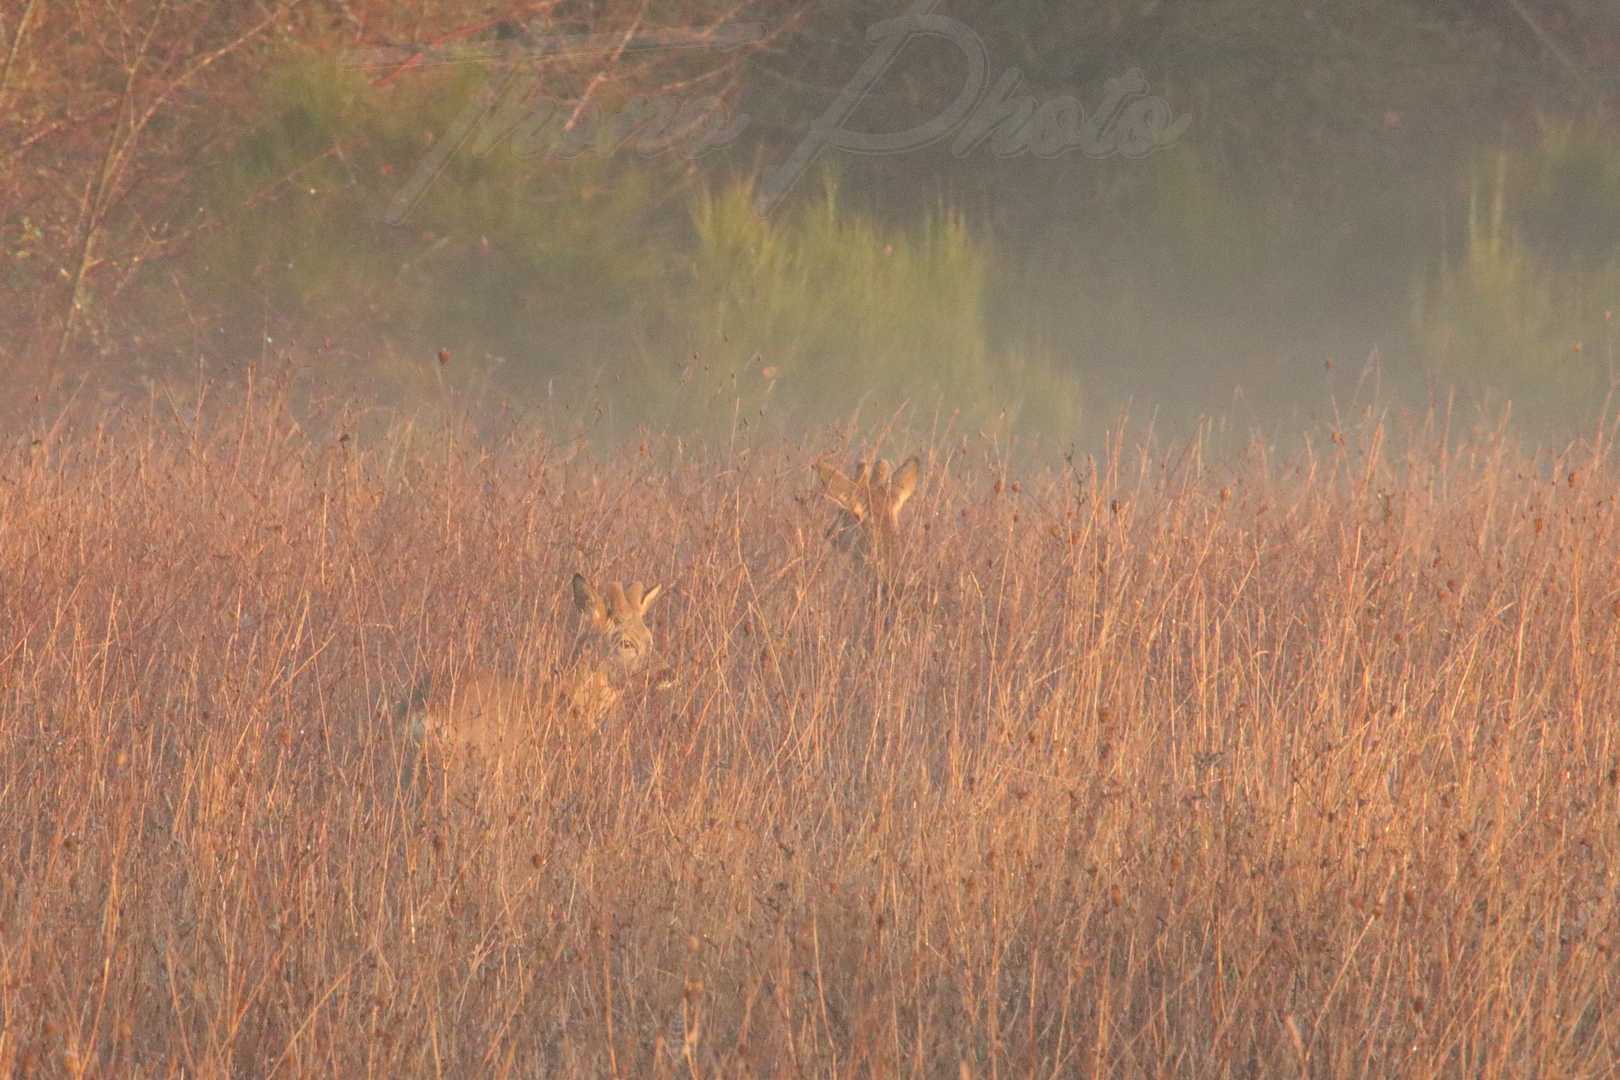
<box><xmin>2</xmin><ymin>1</ymin><xmax>1619</xmax><ymax>1074</ymax></box>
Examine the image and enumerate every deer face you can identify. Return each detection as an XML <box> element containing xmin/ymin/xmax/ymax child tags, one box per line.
<box><xmin>815</xmin><ymin>455</ymin><xmax>921</xmax><ymax>591</ymax></box>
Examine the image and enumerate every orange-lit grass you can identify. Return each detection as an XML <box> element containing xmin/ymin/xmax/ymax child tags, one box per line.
<box><xmin>0</xmin><ymin>395</ymin><xmax>1617</xmax><ymax>1076</ymax></box>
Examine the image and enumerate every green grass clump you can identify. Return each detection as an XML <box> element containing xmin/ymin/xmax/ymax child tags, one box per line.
<box><xmin>654</xmin><ymin>177</ymin><xmax>1079</xmax><ymax>438</ymax></box>
<box><xmin>183</xmin><ymin>51</ymin><xmax>677</xmax><ymax>389</ymax></box>
<box><xmin>1413</xmin><ymin>133</ymin><xmax>1620</xmax><ymax>428</ymax></box>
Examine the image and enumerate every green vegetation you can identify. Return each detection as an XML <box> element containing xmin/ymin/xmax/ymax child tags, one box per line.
<box><xmin>1412</xmin><ymin>126</ymin><xmax>1620</xmax><ymax>430</ymax></box>
<box><xmin>4</xmin><ymin>0</ymin><xmax>1617</xmax><ymax>443</ymax></box>
<box><xmin>656</xmin><ymin>178</ymin><xmax>1078</xmax><ymax>436</ymax></box>
<box><xmin>168</xmin><ymin>57</ymin><xmax>1083</xmax><ymax>440</ymax></box>
<box><xmin>182</xmin><ymin>52</ymin><xmax>677</xmax><ymax>397</ymax></box>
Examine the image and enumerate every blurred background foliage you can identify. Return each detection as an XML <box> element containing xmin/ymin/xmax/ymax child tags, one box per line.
<box><xmin>2</xmin><ymin>0</ymin><xmax>1618</xmax><ymax>446</ymax></box>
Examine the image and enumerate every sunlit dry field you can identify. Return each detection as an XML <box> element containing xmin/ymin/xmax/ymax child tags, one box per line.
<box><xmin>2</xmin><ymin>389</ymin><xmax>1618</xmax><ymax>1077</ymax></box>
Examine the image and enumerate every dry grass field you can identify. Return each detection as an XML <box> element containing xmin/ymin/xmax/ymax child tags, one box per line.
<box><xmin>2</xmin><ymin>388</ymin><xmax>1618</xmax><ymax>1077</ymax></box>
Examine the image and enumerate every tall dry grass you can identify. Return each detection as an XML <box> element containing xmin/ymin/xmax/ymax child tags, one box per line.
<box><xmin>1</xmin><ymin>384</ymin><xmax>1617</xmax><ymax>1077</ymax></box>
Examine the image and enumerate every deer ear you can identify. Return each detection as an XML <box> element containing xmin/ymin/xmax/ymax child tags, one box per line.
<box><xmin>573</xmin><ymin>573</ymin><xmax>606</xmax><ymax>623</ymax></box>
<box><xmin>815</xmin><ymin>460</ymin><xmax>860</xmax><ymax>511</ymax></box>
<box><xmin>639</xmin><ymin>583</ymin><xmax>663</xmax><ymax>615</ymax></box>
<box><xmin>605</xmin><ymin>582</ymin><xmax>632</xmax><ymax>621</ymax></box>
<box><xmin>891</xmin><ymin>456</ymin><xmax>921</xmax><ymax>513</ymax></box>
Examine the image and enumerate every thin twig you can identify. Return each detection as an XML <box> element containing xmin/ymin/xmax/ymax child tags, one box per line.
<box><xmin>0</xmin><ymin>0</ymin><xmax>40</xmax><ymax>110</ymax></box>
<box><xmin>1500</xmin><ymin>0</ymin><xmax>1603</xmax><ymax>101</ymax></box>
<box><xmin>52</xmin><ymin>0</ymin><xmax>299</xmax><ymax>365</ymax></box>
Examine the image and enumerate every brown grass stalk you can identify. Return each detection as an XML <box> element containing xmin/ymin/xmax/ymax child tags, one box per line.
<box><xmin>0</xmin><ymin>388</ymin><xmax>1617</xmax><ymax>1075</ymax></box>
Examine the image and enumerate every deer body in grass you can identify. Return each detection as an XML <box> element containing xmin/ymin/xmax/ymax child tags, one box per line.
<box><xmin>815</xmin><ymin>455</ymin><xmax>922</xmax><ymax>595</ymax></box>
<box><xmin>409</xmin><ymin>573</ymin><xmax>664</xmax><ymax>763</ymax></box>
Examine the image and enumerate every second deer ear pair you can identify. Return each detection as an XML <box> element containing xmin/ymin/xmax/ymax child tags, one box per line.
<box><xmin>815</xmin><ymin>454</ymin><xmax>922</xmax><ymax>584</ymax></box>
<box><xmin>814</xmin><ymin>456</ymin><xmax>920</xmax><ymax>522</ymax></box>
<box><xmin>573</xmin><ymin>575</ymin><xmax>662</xmax><ymax>634</ymax></box>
